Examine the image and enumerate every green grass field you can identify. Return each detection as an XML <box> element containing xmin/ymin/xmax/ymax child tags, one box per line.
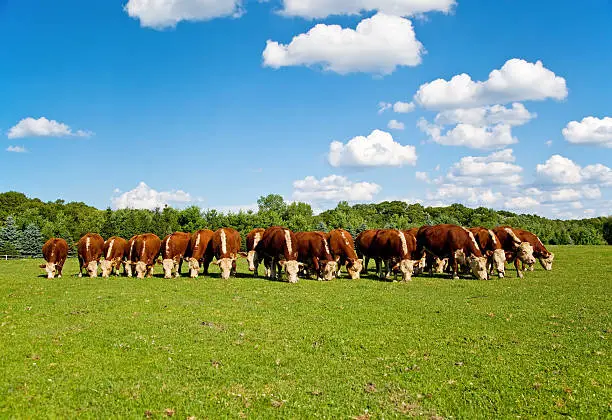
<box><xmin>0</xmin><ymin>246</ymin><xmax>610</xmax><ymax>419</ymax></box>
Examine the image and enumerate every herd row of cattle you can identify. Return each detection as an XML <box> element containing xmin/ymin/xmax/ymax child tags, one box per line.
<box><xmin>39</xmin><ymin>224</ymin><xmax>554</xmax><ymax>282</ymax></box>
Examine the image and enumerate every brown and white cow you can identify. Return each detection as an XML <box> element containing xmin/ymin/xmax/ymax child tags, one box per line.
<box><xmin>161</xmin><ymin>232</ymin><xmax>191</xmax><ymax>278</ymax></box>
<box><xmin>492</xmin><ymin>226</ymin><xmax>537</xmax><ymax>278</ymax></box>
<box><xmin>77</xmin><ymin>233</ymin><xmax>105</xmax><ymax>278</ymax></box>
<box><xmin>254</xmin><ymin>226</ymin><xmax>303</xmax><ymax>283</ymax></box>
<box><xmin>125</xmin><ymin>235</ymin><xmax>138</xmax><ymax>277</ymax></box>
<box><xmin>511</xmin><ymin>228</ymin><xmax>555</xmax><ymax>271</ymax></box>
<box><xmin>133</xmin><ymin>233</ymin><xmax>162</xmax><ymax>279</ymax></box>
<box><xmin>211</xmin><ymin>228</ymin><xmax>241</xmax><ymax>279</ymax></box>
<box><xmin>40</xmin><ymin>238</ymin><xmax>68</xmax><ymax>279</ymax></box>
<box><xmin>184</xmin><ymin>229</ymin><xmax>214</xmax><ymax>278</ymax></box>
<box><xmin>327</xmin><ymin>229</ymin><xmax>363</xmax><ymax>279</ymax></box>
<box><xmin>295</xmin><ymin>231</ymin><xmax>339</xmax><ymax>281</ymax></box>
<box><xmin>240</xmin><ymin>228</ymin><xmax>266</xmax><ymax>275</ymax></box>
<box><xmin>101</xmin><ymin>236</ymin><xmax>128</xmax><ymax>278</ymax></box>
<box><xmin>355</xmin><ymin>229</ymin><xmax>381</xmax><ymax>275</ymax></box>
<box><xmin>403</xmin><ymin>229</ymin><xmax>427</xmax><ymax>275</ymax></box>
<box><xmin>469</xmin><ymin>227</ymin><xmax>506</xmax><ymax>278</ymax></box>
<box><xmin>416</xmin><ymin>224</ymin><xmax>488</xmax><ymax>280</ymax></box>
<box><xmin>368</xmin><ymin>229</ymin><xmax>421</xmax><ymax>281</ymax></box>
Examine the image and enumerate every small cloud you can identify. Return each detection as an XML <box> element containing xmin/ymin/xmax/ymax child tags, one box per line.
<box><xmin>546</xmin><ymin>140</ymin><xmax>553</xmax><ymax>147</ymax></box>
<box><xmin>6</xmin><ymin>145</ymin><xmax>27</xmax><ymax>153</ymax></box>
<box><xmin>393</xmin><ymin>101</ymin><xmax>415</xmax><ymax>113</ymax></box>
<box><xmin>8</xmin><ymin>117</ymin><xmax>93</xmax><ymax>139</ymax></box>
<box><xmin>378</xmin><ymin>102</ymin><xmax>392</xmax><ymax>114</ymax></box>
<box><xmin>387</xmin><ymin>119</ymin><xmax>405</xmax><ymax>130</ymax></box>
<box><xmin>111</xmin><ymin>182</ymin><xmax>192</xmax><ymax>210</ymax></box>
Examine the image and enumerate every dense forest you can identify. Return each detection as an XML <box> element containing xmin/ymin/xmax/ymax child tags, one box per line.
<box><xmin>0</xmin><ymin>191</ymin><xmax>610</xmax><ymax>256</ymax></box>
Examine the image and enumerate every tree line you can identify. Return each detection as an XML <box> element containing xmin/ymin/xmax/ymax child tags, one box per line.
<box><xmin>0</xmin><ymin>191</ymin><xmax>610</xmax><ymax>256</ymax></box>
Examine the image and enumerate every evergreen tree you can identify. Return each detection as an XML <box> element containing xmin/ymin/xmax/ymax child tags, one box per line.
<box><xmin>0</xmin><ymin>216</ymin><xmax>22</xmax><ymax>256</ymax></box>
<box><xmin>20</xmin><ymin>223</ymin><xmax>43</xmax><ymax>256</ymax></box>
<box><xmin>315</xmin><ymin>221</ymin><xmax>328</xmax><ymax>232</ymax></box>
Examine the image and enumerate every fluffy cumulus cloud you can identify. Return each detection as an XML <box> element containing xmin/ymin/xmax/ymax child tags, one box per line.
<box><xmin>279</xmin><ymin>0</ymin><xmax>456</xmax><ymax>18</ymax></box>
<box><xmin>562</xmin><ymin>116</ymin><xmax>612</xmax><ymax>147</ymax></box>
<box><xmin>328</xmin><ymin>129</ymin><xmax>417</xmax><ymax>167</ymax></box>
<box><xmin>434</xmin><ymin>103</ymin><xmax>535</xmax><ymax>127</ymax></box>
<box><xmin>7</xmin><ymin>117</ymin><xmax>92</xmax><ymax>139</ymax></box>
<box><xmin>414</xmin><ymin>59</ymin><xmax>567</xmax><ymax>110</ymax></box>
<box><xmin>426</xmin><ymin>185</ymin><xmax>503</xmax><ymax>207</ymax></box>
<box><xmin>535</xmin><ymin>155</ymin><xmax>612</xmax><ymax>186</ymax></box>
<box><xmin>6</xmin><ymin>145</ymin><xmax>27</xmax><ymax>153</ymax></box>
<box><xmin>418</xmin><ymin>119</ymin><xmax>517</xmax><ymax>149</ymax></box>
<box><xmin>445</xmin><ymin>149</ymin><xmax>523</xmax><ymax>186</ymax></box>
<box><xmin>378</xmin><ymin>101</ymin><xmax>415</xmax><ymax>114</ymax></box>
<box><xmin>124</xmin><ymin>0</ymin><xmax>242</xmax><ymax>29</ymax></box>
<box><xmin>293</xmin><ymin>175</ymin><xmax>381</xmax><ymax>202</ymax></box>
<box><xmin>504</xmin><ymin>196</ymin><xmax>539</xmax><ymax>209</ymax></box>
<box><xmin>112</xmin><ymin>182</ymin><xmax>192</xmax><ymax>210</ymax></box>
<box><xmin>387</xmin><ymin>119</ymin><xmax>405</xmax><ymax>130</ymax></box>
<box><xmin>263</xmin><ymin>13</ymin><xmax>424</xmax><ymax>75</ymax></box>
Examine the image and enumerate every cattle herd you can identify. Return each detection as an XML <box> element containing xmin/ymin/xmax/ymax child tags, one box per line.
<box><xmin>38</xmin><ymin>224</ymin><xmax>555</xmax><ymax>282</ymax></box>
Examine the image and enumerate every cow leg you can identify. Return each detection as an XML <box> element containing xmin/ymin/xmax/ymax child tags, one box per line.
<box><xmin>515</xmin><ymin>258</ymin><xmax>524</xmax><ymax>278</ymax></box>
<box><xmin>57</xmin><ymin>263</ymin><xmax>64</xmax><ymax>278</ymax></box>
<box><xmin>451</xmin><ymin>256</ymin><xmax>459</xmax><ymax>279</ymax></box>
<box><xmin>231</xmin><ymin>259</ymin><xmax>237</xmax><ymax>277</ymax></box>
<box><xmin>363</xmin><ymin>256</ymin><xmax>370</xmax><ymax>274</ymax></box>
<box><xmin>312</xmin><ymin>257</ymin><xmax>321</xmax><ymax>280</ymax></box>
<box><xmin>270</xmin><ymin>257</ymin><xmax>276</xmax><ymax>279</ymax></box>
<box><xmin>202</xmin><ymin>257</ymin><xmax>211</xmax><ymax>275</ymax></box>
<box><xmin>78</xmin><ymin>256</ymin><xmax>84</xmax><ymax>278</ymax></box>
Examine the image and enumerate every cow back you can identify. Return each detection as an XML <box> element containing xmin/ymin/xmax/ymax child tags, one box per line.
<box><xmin>212</xmin><ymin>228</ymin><xmax>241</xmax><ymax>259</ymax></box>
<box><xmin>295</xmin><ymin>231</ymin><xmax>333</xmax><ymax>261</ymax></box>
<box><xmin>328</xmin><ymin>229</ymin><xmax>358</xmax><ymax>260</ymax></box>
<box><xmin>42</xmin><ymin>238</ymin><xmax>69</xmax><ymax>263</ymax></box>
<box><xmin>77</xmin><ymin>233</ymin><xmax>105</xmax><ymax>263</ymax></box>
<box><xmin>256</xmin><ymin>226</ymin><xmax>298</xmax><ymax>261</ymax></box>
<box><xmin>187</xmin><ymin>229</ymin><xmax>214</xmax><ymax>260</ymax></box>
<box><xmin>246</xmin><ymin>228</ymin><xmax>266</xmax><ymax>252</ymax></box>
<box><xmin>135</xmin><ymin>233</ymin><xmax>161</xmax><ymax>265</ymax></box>
<box><xmin>161</xmin><ymin>232</ymin><xmax>191</xmax><ymax>259</ymax></box>
<box><xmin>104</xmin><ymin>236</ymin><xmax>128</xmax><ymax>261</ymax></box>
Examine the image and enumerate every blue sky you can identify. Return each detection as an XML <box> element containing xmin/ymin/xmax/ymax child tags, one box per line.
<box><xmin>0</xmin><ymin>0</ymin><xmax>610</xmax><ymax>219</ymax></box>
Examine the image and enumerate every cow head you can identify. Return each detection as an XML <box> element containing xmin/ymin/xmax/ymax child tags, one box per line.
<box><xmin>515</xmin><ymin>242</ymin><xmax>536</xmax><ymax>265</ymax></box>
<box><xmin>468</xmin><ymin>255</ymin><xmax>488</xmax><ymax>280</ymax></box>
<box><xmin>279</xmin><ymin>260</ymin><xmax>304</xmax><ymax>283</ymax></box>
<box><xmin>135</xmin><ymin>261</ymin><xmax>147</xmax><ymax>279</ymax></box>
<box><xmin>86</xmin><ymin>261</ymin><xmax>99</xmax><ymax>278</ymax></box>
<box><xmin>413</xmin><ymin>255</ymin><xmax>427</xmax><ymax>275</ymax></box>
<box><xmin>187</xmin><ymin>258</ymin><xmax>200</xmax><ymax>278</ymax></box>
<box><xmin>539</xmin><ymin>252</ymin><xmax>554</xmax><ymax>271</ymax></box>
<box><xmin>454</xmin><ymin>249</ymin><xmax>467</xmax><ymax>265</ymax></box>
<box><xmin>321</xmin><ymin>260</ymin><xmax>339</xmax><ymax>281</ymax></box>
<box><xmin>393</xmin><ymin>259</ymin><xmax>418</xmax><ymax>282</ymax></box>
<box><xmin>100</xmin><ymin>260</ymin><xmax>113</xmax><ymax>278</ymax></box>
<box><xmin>215</xmin><ymin>257</ymin><xmax>234</xmax><ymax>279</ymax></box>
<box><xmin>244</xmin><ymin>250</ymin><xmax>257</xmax><ymax>271</ymax></box>
<box><xmin>125</xmin><ymin>260</ymin><xmax>133</xmax><ymax>277</ymax></box>
<box><xmin>162</xmin><ymin>259</ymin><xmax>175</xmax><ymax>279</ymax></box>
<box><xmin>40</xmin><ymin>262</ymin><xmax>57</xmax><ymax>279</ymax></box>
<box><xmin>433</xmin><ymin>257</ymin><xmax>448</xmax><ymax>274</ymax></box>
<box><xmin>346</xmin><ymin>258</ymin><xmax>363</xmax><ymax>279</ymax></box>
<box><xmin>490</xmin><ymin>249</ymin><xmax>506</xmax><ymax>278</ymax></box>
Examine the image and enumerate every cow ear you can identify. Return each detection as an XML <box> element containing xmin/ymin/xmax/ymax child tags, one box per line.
<box><xmin>335</xmin><ymin>256</ymin><xmax>340</xmax><ymax>262</ymax></box>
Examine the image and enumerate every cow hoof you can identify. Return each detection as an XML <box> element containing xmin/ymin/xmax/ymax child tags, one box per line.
<box><xmin>453</xmin><ymin>276</ymin><xmax>459</xmax><ymax>280</ymax></box>
<box><xmin>498</xmin><ymin>273</ymin><xmax>504</xmax><ymax>278</ymax></box>
<box><xmin>78</xmin><ymin>273</ymin><xmax>82</xmax><ymax>278</ymax></box>
<box><xmin>58</xmin><ymin>275</ymin><xmax>62</xmax><ymax>278</ymax></box>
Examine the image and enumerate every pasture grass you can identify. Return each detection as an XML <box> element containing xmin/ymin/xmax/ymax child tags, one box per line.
<box><xmin>0</xmin><ymin>246</ymin><xmax>610</xmax><ymax>419</ymax></box>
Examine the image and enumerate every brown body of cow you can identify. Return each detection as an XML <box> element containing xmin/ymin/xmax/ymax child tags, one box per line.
<box><xmin>327</xmin><ymin>229</ymin><xmax>363</xmax><ymax>279</ymax></box>
<box><xmin>403</xmin><ymin>229</ymin><xmax>427</xmax><ymax>275</ymax></box>
<box><xmin>211</xmin><ymin>228</ymin><xmax>241</xmax><ymax>279</ymax></box>
<box><xmin>355</xmin><ymin>229</ymin><xmax>381</xmax><ymax>275</ymax></box>
<box><xmin>101</xmin><ymin>236</ymin><xmax>128</xmax><ymax>277</ymax></box>
<box><xmin>295</xmin><ymin>231</ymin><xmax>338</xmax><ymax>281</ymax></box>
<box><xmin>185</xmin><ymin>229</ymin><xmax>214</xmax><ymax>278</ymax></box>
<box><xmin>254</xmin><ymin>226</ymin><xmax>303</xmax><ymax>283</ymax></box>
<box><xmin>161</xmin><ymin>232</ymin><xmax>191</xmax><ymax>278</ymax></box>
<box><xmin>77</xmin><ymin>233</ymin><xmax>105</xmax><ymax>278</ymax></box>
<box><xmin>416</xmin><ymin>224</ymin><xmax>488</xmax><ymax>280</ymax></box>
<box><xmin>368</xmin><ymin>229</ymin><xmax>420</xmax><ymax>281</ymax></box>
<box><xmin>133</xmin><ymin>233</ymin><xmax>162</xmax><ymax>278</ymax></box>
<box><xmin>469</xmin><ymin>227</ymin><xmax>506</xmax><ymax>278</ymax></box>
<box><xmin>40</xmin><ymin>238</ymin><xmax>68</xmax><ymax>279</ymax></box>
<box><xmin>125</xmin><ymin>235</ymin><xmax>138</xmax><ymax>277</ymax></box>
<box><xmin>240</xmin><ymin>228</ymin><xmax>267</xmax><ymax>275</ymax></box>
<box><xmin>511</xmin><ymin>228</ymin><xmax>554</xmax><ymax>271</ymax></box>
<box><xmin>492</xmin><ymin>226</ymin><xmax>537</xmax><ymax>278</ymax></box>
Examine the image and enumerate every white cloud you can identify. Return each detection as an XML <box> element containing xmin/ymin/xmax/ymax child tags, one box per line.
<box><xmin>562</xmin><ymin>116</ymin><xmax>612</xmax><ymax>148</ymax></box>
<box><xmin>445</xmin><ymin>149</ymin><xmax>523</xmax><ymax>186</ymax></box>
<box><xmin>581</xmin><ymin>185</ymin><xmax>602</xmax><ymax>200</ymax></box>
<box><xmin>279</xmin><ymin>0</ymin><xmax>455</xmax><ymax>18</ymax></box>
<box><xmin>7</xmin><ymin>117</ymin><xmax>92</xmax><ymax>139</ymax></box>
<box><xmin>378</xmin><ymin>102</ymin><xmax>392</xmax><ymax>114</ymax></box>
<box><xmin>415</xmin><ymin>171</ymin><xmax>430</xmax><ymax>182</ymax></box>
<box><xmin>536</xmin><ymin>155</ymin><xmax>612</xmax><ymax>186</ymax></box>
<box><xmin>328</xmin><ymin>129</ymin><xmax>417</xmax><ymax>167</ymax></box>
<box><xmin>548</xmin><ymin>188</ymin><xmax>582</xmax><ymax>202</ymax></box>
<box><xmin>434</xmin><ymin>103</ymin><xmax>535</xmax><ymax>127</ymax></box>
<box><xmin>293</xmin><ymin>175</ymin><xmax>381</xmax><ymax>202</ymax></box>
<box><xmin>387</xmin><ymin>119</ymin><xmax>405</xmax><ymax>130</ymax></box>
<box><xmin>581</xmin><ymin>164</ymin><xmax>612</xmax><ymax>187</ymax></box>
<box><xmin>124</xmin><ymin>0</ymin><xmax>242</xmax><ymax>29</ymax></box>
<box><xmin>6</xmin><ymin>146</ymin><xmax>27</xmax><ymax>153</ymax></box>
<box><xmin>393</xmin><ymin>101</ymin><xmax>415</xmax><ymax>113</ymax></box>
<box><xmin>504</xmin><ymin>196</ymin><xmax>539</xmax><ymax>209</ymax></box>
<box><xmin>414</xmin><ymin>59</ymin><xmax>567</xmax><ymax>110</ymax></box>
<box><xmin>545</xmin><ymin>140</ymin><xmax>553</xmax><ymax>147</ymax></box>
<box><xmin>426</xmin><ymin>184</ymin><xmax>503</xmax><ymax>207</ymax></box>
<box><xmin>111</xmin><ymin>182</ymin><xmax>192</xmax><ymax>210</ymax></box>
<box><xmin>418</xmin><ymin>119</ymin><xmax>517</xmax><ymax>149</ymax></box>
<box><xmin>263</xmin><ymin>13</ymin><xmax>424</xmax><ymax>75</ymax></box>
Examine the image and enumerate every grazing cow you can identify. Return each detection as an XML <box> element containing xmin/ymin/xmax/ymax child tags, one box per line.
<box><xmin>403</xmin><ymin>229</ymin><xmax>427</xmax><ymax>275</ymax></box>
<box><xmin>368</xmin><ymin>229</ymin><xmax>420</xmax><ymax>281</ymax></box>
<box><xmin>254</xmin><ymin>226</ymin><xmax>303</xmax><ymax>283</ymax></box>
<box><xmin>511</xmin><ymin>228</ymin><xmax>555</xmax><ymax>271</ymax></box>
<box><xmin>295</xmin><ymin>231</ymin><xmax>339</xmax><ymax>281</ymax></box>
<box><xmin>240</xmin><ymin>228</ymin><xmax>267</xmax><ymax>276</ymax></box>
<box><xmin>101</xmin><ymin>236</ymin><xmax>128</xmax><ymax>278</ymax></box>
<box><xmin>416</xmin><ymin>224</ymin><xmax>488</xmax><ymax>280</ymax></box>
<box><xmin>211</xmin><ymin>228</ymin><xmax>241</xmax><ymax>279</ymax></box>
<box><xmin>125</xmin><ymin>235</ymin><xmax>138</xmax><ymax>277</ymax></box>
<box><xmin>185</xmin><ymin>229</ymin><xmax>215</xmax><ymax>278</ymax></box>
<box><xmin>133</xmin><ymin>233</ymin><xmax>162</xmax><ymax>279</ymax></box>
<box><xmin>77</xmin><ymin>233</ymin><xmax>105</xmax><ymax>278</ymax></box>
<box><xmin>40</xmin><ymin>238</ymin><xmax>68</xmax><ymax>279</ymax></box>
<box><xmin>327</xmin><ymin>229</ymin><xmax>363</xmax><ymax>279</ymax></box>
<box><xmin>469</xmin><ymin>227</ymin><xmax>506</xmax><ymax>278</ymax></box>
<box><xmin>355</xmin><ymin>229</ymin><xmax>381</xmax><ymax>275</ymax></box>
<box><xmin>492</xmin><ymin>226</ymin><xmax>537</xmax><ymax>278</ymax></box>
<box><xmin>161</xmin><ymin>232</ymin><xmax>191</xmax><ymax>278</ymax></box>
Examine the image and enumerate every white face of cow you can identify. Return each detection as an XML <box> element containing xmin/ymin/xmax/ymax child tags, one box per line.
<box><xmin>135</xmin><ymin>261</ymin><xmax>147</xmax><ymax>279</ymax></box>
<box><xmin>516</xmin><ymin>242</ymin><xmax>536</xmax><ymax>265</ymax></box>
<box><xmin>216</xmin><ymin>257</ymin><xmax>234</xmax><ymax>279</ymax></box>
<box><xmin>454</xmin><ymin>249</ymin><xmax>467</xmax><ymax>265</ymax></box>
<box><xmin>346</xmin><ymin>259</ymin><xmax>363</xmax><ymax>279</ymax></box>
<box><xmin>280</xmin><ymin>260</ymin><xmax>303</xmax><ymax>283</ymax></box>
<box><xmin>162</xmin><ymin>259</ymin><xmax>175</xmax><ymax>279</ymax></box>
<box><xmin>539</xmin><ymin>253</ymin><xmax>554</xmax><ymax>271</ymax></box>
<box><xmin>468</xmin><ymin>256</ymin><xmax>488</xmax><ymax>280</ymax></box>
<box><xmin>42</xmin><ymin>262</ymin><xmax>56</xmax><ymax>279</ymax></box>
<box><xmin>188</xmin><ymin>258</ymin><xmax>200</xmax><ymax>278</ymax></box>
<box><xmin>100</xmin><ymin>260</ymin><xmax>113</xmax><ymax>278</ymax></box>
<box><xmin>246</xmin><ymin>250</ymin><xmax>257</xmax><ymax>271</ymax></box>
<box><xmin>322</xmin><ymin>261</ymin><xmax>339</xmax><ymax>281</ymax></box>
<box><xmin>86</xmin><ymin>261</ymin><xmax>98</xmax><ymax>278</ymax></box>
<box><xmin>397</xmin><ymin>259</ymin><xmax>417</xmax><ymax>282</ymax></box>
<box><xmin>492</xmin><ymin>249</ymin><xmax>506</xmax><ymax>278</ymax></box>
<box><xmin>434</xmin><ymin>257</ymin><xmax>448</xmax><ymax>273</ymax></box>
